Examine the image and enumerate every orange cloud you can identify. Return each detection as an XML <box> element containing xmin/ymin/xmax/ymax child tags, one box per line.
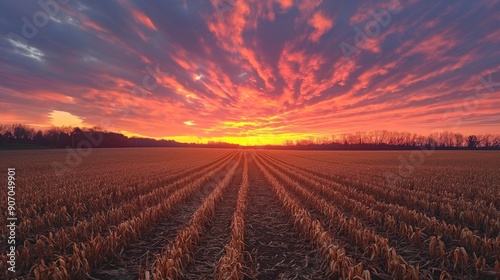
<box><xmin>308</xmin><ymin>11</ymin><xmax>334</xmax><ymax>42</ymax></box>
<box><xmin>131</xmin><ymin>9</ymin><xmax>157</xmax><ymax>31</ymax></box>
<box><xmin>49</xmin><ymin>110</ymin><xmax>85</xmax><ymax>127</ymax></box>
<box><xmin>276</xmin><ymin>0</ymin><xmax>293</xmax><ymax>9</ymax></box>
<box><xmin>1</xmin><ymin>0</ymin><xmax>498</xmax><ymax>145</ymax></box>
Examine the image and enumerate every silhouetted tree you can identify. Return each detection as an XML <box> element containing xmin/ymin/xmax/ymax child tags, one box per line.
<box><xmin>1</xmin><ymin>123</ymin><xmax>500</xmax><ymax>150</ymax></box>
<box><xmin>3</xmin><ymin>131</ymin><xmax>14</xmax><ymax>143</ymax></box>
<box><xmin>70</xmin><ymin>127</ymin><xmax>83</xmax><ymax>148</ymax></box>
<box><xmin>467</xmin><ymin>135</ymin><xmax>479</xmax><ymax>149</ymax></box>
<box><xmin>493</xmin><ymin>136</ymin><xmax>500</xmax><ymax>147</ymax></box>
<box><xmin>478</xmin><ymin>134</ymin><xmax>494</xmax><ymax>148</ymax></box>
<box><xmin>33</xmin><ymin>130</ymin><xmax>44</xmax><ymax>144</ymax></box>
<box><xmin>12</xmin><ymin>124</ymin><xmax>34</xmax><ymax>143</ymax></box>
<box><xmin>454</xmin><ymin>133</ymin><xmax>464</xmax><ymax>147</ymax></box>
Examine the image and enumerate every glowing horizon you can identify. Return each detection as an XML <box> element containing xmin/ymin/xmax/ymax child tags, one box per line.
<box><xmin>1</xmin><ymin>0</ymin><xmax>499</xmax><ymax>145</ymax></box>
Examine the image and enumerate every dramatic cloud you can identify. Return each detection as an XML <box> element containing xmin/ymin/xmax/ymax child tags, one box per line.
<box><xmin>0</xmin><ymin>0</ymin><xmax>499</xmax><ymax>144</ymax></box>
<box><xmin>308</xmin><ymin>10</ymin><xmax>334</xmax><ymax>42</ymax></box>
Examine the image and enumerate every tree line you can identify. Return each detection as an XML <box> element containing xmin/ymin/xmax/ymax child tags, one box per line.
<box><xmin>281</xmin><ymin>130</ymin><xmax>500</xmax><ymax>149</ymax></box>
<box><xmin>0</xmin><ymin>124</ymin><xmax>238</xmax><ymax>149</ymax></box>
<box><xmin>0</xmin><ymin>124</ymin><xmax>499</xmax><ymax>150</ymax></box>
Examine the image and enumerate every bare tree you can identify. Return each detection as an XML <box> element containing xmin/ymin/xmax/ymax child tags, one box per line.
<box><xmin>467</xmin><ymin>135</ymin><xmax>479</xmax><ymax>148</ymax></box>
<box><xmin>454</xmin><ymin>133</ymin><xmax>464</xmax><ymax>147</ymax></box>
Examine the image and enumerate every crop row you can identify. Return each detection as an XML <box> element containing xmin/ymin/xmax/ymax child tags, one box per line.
<box><xmin>18</xmin><ymin>151</ymin><xmax>236</xmax><ymax>239</ymax></box>
<box><xmin>140</xmin><ymin>153</ymin><xmax>242</xmax><ymax>279</ymax></box>
<box><xmin>251</xmin><ymin>152</ymin><xmax>372</xmax><ymax>279</ymax></box>
<box><xmin>260</xmin><ymin>152</ymin><xmax>500</xmax><ymax>277</ymax></box>
<box><xmin>266</xmin><ymin>153</ymin><xmax>499</xmax><ymax>236</ymax></box>
<box><xmin>216</xmin><ymin>152</ymin><xmax>249</xmax><ymax>280</ymax></box>
<box><xmin>254</xmin><ymin>152</ymin><xmax>420</xmax><ymax>279</ymax></box>
<box><xmin>1</xmin><ymin>152</ymin><xmax>238</xmax><ymax>278</ymax></box>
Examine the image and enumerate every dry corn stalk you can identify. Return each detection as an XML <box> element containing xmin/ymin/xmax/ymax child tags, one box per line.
<box><xmin>252</xmin><ymin>152</ymin><xmax>369</xmax><ymax>279</ymax></box>
<box><xmin>142</xmin><ymin>154</ymin><xmax>241</xmax><ymax>279</ymax></box>
<box><xmin>216</xmin><ymin>152</ymin><xmax>249</xmax><ymax>280</ymax></box>
<box><xmin>30</xmin><ymin>153</ymin><xmax>239</xmax><ymax>279</ymax></box>
<box><xmin>255</xmin><ymin>152</ymin><xmax>418</xmax><ymax>279</ymax></box>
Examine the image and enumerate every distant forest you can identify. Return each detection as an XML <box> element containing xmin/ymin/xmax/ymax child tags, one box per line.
<box><xmin>1</xmin><ymin>124</ymin><xmax>499</xmax><ymax>150</ymax></box>
<box><xmin>0</xmin><ymin>124</ymin><xmax>238</xmax><ymax>149</ymax></box>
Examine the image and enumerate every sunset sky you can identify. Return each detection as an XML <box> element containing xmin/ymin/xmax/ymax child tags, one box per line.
<box><xmin>1</xmin><ymin>0</ymin><xmax>499</xmax><ymax>145</ymax></box>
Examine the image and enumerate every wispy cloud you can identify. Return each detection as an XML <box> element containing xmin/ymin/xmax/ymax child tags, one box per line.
<box><xmin>0</xmin><ymin>0</ymin><xmax>498</xmax><ymax>144</ymax></box>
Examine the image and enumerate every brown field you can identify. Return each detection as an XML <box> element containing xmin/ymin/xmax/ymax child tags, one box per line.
<box><xmin>1</xmin><ymin>148</ymin><xmax>499</xmax><ymax>279</ymax></box>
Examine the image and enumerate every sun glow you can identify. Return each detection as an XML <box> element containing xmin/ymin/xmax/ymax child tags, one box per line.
<box><xmin>164</xmin><ymin>132</ymin><xmax>327</xmax><ymax>146</ymax></box>
<box><xmin>49</xmin><ymin>110</ymin><xmax>84</xmax><ymax>127</ymax></box>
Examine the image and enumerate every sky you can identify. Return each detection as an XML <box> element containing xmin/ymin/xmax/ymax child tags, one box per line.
<box><xmin>0</xmin><ymin>0</ymin><xmax>499</xmax><ymax>145</ymax></box>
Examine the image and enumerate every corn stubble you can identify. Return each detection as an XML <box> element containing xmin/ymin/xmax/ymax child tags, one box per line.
<box><xmin>0</xmin><ymin>149</ymin><xmax>498</xmax><ymax>279</ymax></box>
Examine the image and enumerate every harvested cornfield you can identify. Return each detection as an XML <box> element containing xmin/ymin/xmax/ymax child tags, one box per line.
<box><xmin>0</xmin><ymin>148</ymin><xmax>499</xmax><ymax>279</ymax></box>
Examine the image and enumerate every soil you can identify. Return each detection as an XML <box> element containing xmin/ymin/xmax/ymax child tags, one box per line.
<box><xmin>90</xmin><ymin>161</ymin><xmax>235</xmax><ymax>279</ymax></box>
<box><xmin>242</xmin><ymin>155</ymin><xmax>327</xmax><ymax>280</ymax></box>
<box><xmin>181</xmin><ymin>165</ymin><xmax>243</xmax><ymax>279</ymax></box>
<box><xmin>90</xmin><ymin>154</ymin><xmax>328</xmax><ymax>279</ymax></box>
